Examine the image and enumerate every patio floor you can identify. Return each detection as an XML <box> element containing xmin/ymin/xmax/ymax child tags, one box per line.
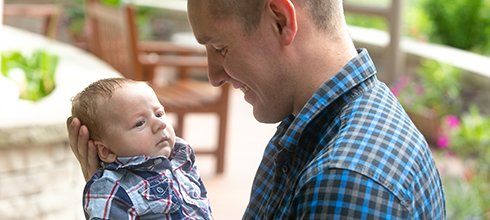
<box><xmin>176</xmin><ymin>88</ymin><xmax>278</xmax><ymax>220</ymax></box>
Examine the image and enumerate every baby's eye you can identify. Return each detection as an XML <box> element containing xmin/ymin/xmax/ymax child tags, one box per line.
<box><xmin>135</xmin><ymin>121</ymin><xmax>144</xmax><ymax>127</ymax></box>
<box><xmin>156</xmin><ymin>112</ymin><xmax>163</xmax><ymax>118</ymax></box>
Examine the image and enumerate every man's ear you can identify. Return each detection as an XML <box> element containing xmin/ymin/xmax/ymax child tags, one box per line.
<box><xmin>94</xmin><ymin>140</ymin><xmax>116</xmax><ymax>163</ymax></box>
<box><xmin>268</xmin><ymin>0</ymin><xmax>297</xmax><ymax>45</ymax></box>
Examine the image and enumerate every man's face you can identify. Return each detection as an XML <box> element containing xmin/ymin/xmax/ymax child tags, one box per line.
<box><xmin>188</xmin><ymin>0</ymin><xmax>295</xmax><ymax>123</ymax></box>
<box><xmin>98</xmin><ymin>83</ymin><xmax>175</xmax><ymax>158</ymax></box>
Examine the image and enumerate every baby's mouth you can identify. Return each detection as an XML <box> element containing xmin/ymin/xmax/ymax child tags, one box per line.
<box><xmin>240</xmin><ymin>85</ymin><xmax>251</xmax><ymax>94</ymax></box>
<box><xmin>157</xmin><ymin>134</ymin><xmax>169</xmax><ymax>146</ymax></box>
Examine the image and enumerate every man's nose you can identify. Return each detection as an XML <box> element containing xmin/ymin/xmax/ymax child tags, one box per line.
<box><xmin>206</xmin><ymin>50</ymin><xmax>228</xmax><ymax>87</ymax></box>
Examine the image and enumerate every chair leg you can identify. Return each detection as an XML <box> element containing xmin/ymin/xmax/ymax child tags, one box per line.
<box><xmin>175</xmin><ymin>113</ymin><xmax>185</xmax><ymax>138</ymax></box>
<box><xmin>216</xmin><ymin>111</ymin><xmax>228</xmax><ymax>174</ymax></box>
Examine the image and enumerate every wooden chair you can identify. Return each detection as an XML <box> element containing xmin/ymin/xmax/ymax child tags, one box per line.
<box><xmin>85</xmin><ymin>0</ymin><xmax>230</xmax><ymax>174</ymax></box>
<box><xmin>3</xmin><ymin>4</ymin><xmax>61</xmax><ymax>39</ymax></box>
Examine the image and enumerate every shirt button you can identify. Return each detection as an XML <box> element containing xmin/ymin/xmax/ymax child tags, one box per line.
<box><xmin>156</xmin><ymin>187</ymin><xmax>165</xmax><ymax>194</ymax></box>
<box><xmin>154</xmin><ymin>159</ymin><xmax>163</xmax><ymax>165</ymax></box>
<box><xmin>282</xmin><ymin>165</ymin><xmax>289</xmax><ymax>173</ymax></box>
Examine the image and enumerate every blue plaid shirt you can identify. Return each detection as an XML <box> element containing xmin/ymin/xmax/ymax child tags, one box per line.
<box><xmin>83</xmin><ymin>138</ymin><xmax>213</xmax><ymax>220</ymax></box>
<box><xmin>243</xmin><ymin>49</ymin><xmax>446</xmax><ymax>219</ymax></box>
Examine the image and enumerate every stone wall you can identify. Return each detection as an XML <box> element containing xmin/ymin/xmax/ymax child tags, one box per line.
<box><xmin>0</xmin><ymin>123</ymin><xmax>85</xmax><ymax>220</ymax></box>
<box><xmin>1</xmin><ymin>25</ymin><xmax>122</xmax><ymax>220</ymax></box>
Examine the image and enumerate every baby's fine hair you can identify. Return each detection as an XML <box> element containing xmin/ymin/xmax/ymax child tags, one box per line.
<box><xmin>70</xmin><ymin>77</ymin><xmax>139</xmax><ymax>140</ymax></box>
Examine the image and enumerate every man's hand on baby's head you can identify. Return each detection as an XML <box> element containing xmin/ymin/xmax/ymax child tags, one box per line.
<box><xmin>67</xmin><ymin>117</ymin><xmax>101</xmax><ymax>182</ymax></box>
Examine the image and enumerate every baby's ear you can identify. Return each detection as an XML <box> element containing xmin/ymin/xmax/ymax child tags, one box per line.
<box><xmin>94</xmin><ymin>141</ymin><xmax>116</xmax><ymax>163</ymax></box>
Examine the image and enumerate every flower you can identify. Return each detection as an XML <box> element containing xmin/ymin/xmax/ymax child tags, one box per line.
<box><xmin>435</xmin><ymin>115</ymin><xmax>461</xmax><ymax>150</ymax></box>
<box><xmin>444</xmin><ymin>115</ymin><xmax>460</xmax><ymax>128</ymax></box>
<box><xmin>436</xmin><ymin>135</ymin><xmax>450</xmax><ymax>148</ymax></box>
<box><xmin>390</xmin><ymin>75</ymin><xmax>410</xmax><ymax>97</ymax></box>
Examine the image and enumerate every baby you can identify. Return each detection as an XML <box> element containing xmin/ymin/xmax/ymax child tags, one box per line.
<box><xmin>69</xmin><ymin>77</ymin><xmax>213</xmax><ymax>219</ymax></box>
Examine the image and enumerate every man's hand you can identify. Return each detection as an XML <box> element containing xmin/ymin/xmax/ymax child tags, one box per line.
<box><xmin>67</xmin><ymin>117</ymin><xmax>100</xmax><ymax>182</ymax></box>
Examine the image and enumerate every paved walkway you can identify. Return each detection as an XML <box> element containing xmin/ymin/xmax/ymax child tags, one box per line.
<box><xmin>176</xmin><ymin>88</ymin><xmax>277</xmax><ymax>220</ymax></box>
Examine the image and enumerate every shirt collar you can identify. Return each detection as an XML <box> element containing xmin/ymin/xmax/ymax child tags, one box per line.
<box><xmin>277</xmin><ymin>48</ymin><xmax>377</xmax><ymax>151</ymax></box>
<box><xmin>103</xmin><ymin>137</ymin><xmax>193</xmax><ymax>171</ymax></box>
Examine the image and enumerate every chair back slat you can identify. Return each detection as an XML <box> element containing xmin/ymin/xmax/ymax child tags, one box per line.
<box><xmin>84</xmin><ymin>0</ymin><xmax>230</xmax><ymax>173</ymax></box>
<box><xmin>86</xmin><ymin>0</ymin><xmax>142</xmax><ymax>80</ymax></box>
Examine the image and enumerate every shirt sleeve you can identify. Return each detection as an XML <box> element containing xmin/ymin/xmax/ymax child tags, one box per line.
<box><xmin>290</xmin><ymin>168</ymin><xmax>410</xmax><ymax>220</ymax></box>
<box><xmin>83</xmin><ymin>178</ymin><xmax>135</xmax><ymax>220</ymax></box>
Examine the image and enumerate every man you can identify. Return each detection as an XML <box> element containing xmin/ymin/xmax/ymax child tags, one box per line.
<box><xmin>68</xmin><ymin>0</ymin><xmax>446</xmax><ymax>219</ymax></box>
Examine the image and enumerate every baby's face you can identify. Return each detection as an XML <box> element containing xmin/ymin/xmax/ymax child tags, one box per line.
<box><xmin>98</xmin><ymin>83</ymin><xmax>175</xmax><ymax>158</ymax></box>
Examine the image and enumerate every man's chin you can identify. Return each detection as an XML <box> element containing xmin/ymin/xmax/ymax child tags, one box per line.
<box><xmin>253</xmin><ymin>108</ymin><xmax>285</xmax><ymax>124</ymax></box>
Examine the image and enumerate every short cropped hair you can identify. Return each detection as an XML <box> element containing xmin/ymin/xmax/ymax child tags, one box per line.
<box><xmin>70</xmin><ymin>77</ymin><xmax>138</xmax><ymax>141</ymax></box>
<box><xmin>209</xmin><ymin>0</ymin><xmax>344</xmax><ymax>35</ymax></box>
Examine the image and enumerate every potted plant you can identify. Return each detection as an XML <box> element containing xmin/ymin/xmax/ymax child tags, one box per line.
<box><xmin>1</xmin><ymin>50</ymin><xmax>59</xmax><ymax>102</ymax></box>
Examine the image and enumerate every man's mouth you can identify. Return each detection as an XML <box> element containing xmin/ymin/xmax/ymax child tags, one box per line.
<box><xmin>240</xmin><ymin>85</ymin><xmax>251</xmax><ymax>94</ymax></box>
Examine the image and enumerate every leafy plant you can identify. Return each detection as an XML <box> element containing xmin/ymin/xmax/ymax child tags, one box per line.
<box><xmin>391</xmin><ymin>59</ymin><xmax>463</xmax><ymax>117</ymax></box>
<box><xmin>405</xmin><ymin>0</ymin><xmax>432</xmax><ymax>41</ymax></box>
<box><xmin>345</xmin><ymin>13</ymin><xmax>387</xmax><ymax>31</ymax></box>
<box><xmin>421</xmin><ymin>0</ymin><xmax>490</xmax><ymax>54</ymax></box>
<box><xmin>439</xmin><ymin>106</ymin><xmax>490</xmax><ymax>166</ymax></box>
<box><xmin>443</xmin><ymin>174</ymin><xmax>490</xmax><ymax>220</ymax></box>
<box><xmin>1</xmin><ymin>50</ymin><xmax>59</xmax><ymax>102</ymax></box>
<box><xmin>133</xmin><ymin>6</ymin><xmax>160</xmax><ymax>41</ymax></box>
<box><xmin>343</xmin><ymin>0</ymin><xmax>389</xmax><ymax>31</ymax></box>
<box><xmin>62</xmin><ymin>0</ymin><xmax>86</xmax><ymax>36</ymax></box>
<box><xmin>61</xmin><ymin>0</ymin><xmax>159</xmax><ymax>41</ymax></box>
<box><xmin>438</xmin><ymin>106</ymin><xmax>490</xmax><ymax>219</ymax></box>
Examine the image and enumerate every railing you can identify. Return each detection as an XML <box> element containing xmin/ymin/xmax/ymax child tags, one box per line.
<box><xmin>344</xmin><ymin>0</ymin><xmax>404</xmax><ymax>84</ymax></box>
<box><xmin>3</xmin><ymin>3</ymin><xmax>61</xmax><ymax>39</ymax></box>
<box><xmin>131</xmin><ymin>0</ymin><xmax>405</xmax><ymax>83</ymax></box>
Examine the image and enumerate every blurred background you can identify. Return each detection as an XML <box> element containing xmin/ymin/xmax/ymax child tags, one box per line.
<box><xmin>1</xmin><ymin>0</ymin><xmax>490</xmax><ymax>219</ymax></box>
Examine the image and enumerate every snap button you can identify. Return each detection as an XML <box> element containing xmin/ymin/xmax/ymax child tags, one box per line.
<box><xmin>282</xmin><ymin>165</ymin><xmax>289</xmax><ymax>173</ymax></box>
<box><xmin>154</xmin><ymin>158</ymin><xmax>163</xmax><ymax>165</ymax></box>
<box><xmin>156</xmin><ymin>187</ymin><xmax>165</xmax><ymax>194</ymax></box>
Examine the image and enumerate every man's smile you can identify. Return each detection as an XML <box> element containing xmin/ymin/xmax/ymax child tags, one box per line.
<box><xmin>240</xmin><ymin>85</ymin><xmax>251</xmax><ymax>94</ymax></box>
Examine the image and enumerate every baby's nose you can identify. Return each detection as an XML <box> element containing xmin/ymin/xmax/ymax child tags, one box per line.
<box><xmin>153</xmin><ymin>118</ymin><xmax>166</xmax><ymax>132</ymax></box>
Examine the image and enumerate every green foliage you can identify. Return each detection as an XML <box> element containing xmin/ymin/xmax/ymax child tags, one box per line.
<box><xmin>421</xmin><ymin>0</ymin><xmax>490</xmax><ymax>53</ymax></box>
<box><xmin>393</xmin><ymin>59</ymin><xmax>463</xmax><ymax>117</ymax></box>
<box><xmin>404</xmin><ymin>0</ymin><xmax>432</xmax><ymax>40</ymax></box>
<box><xmin>443</xmin><ymin>174</ymin><xmax>490</xmax><ymax>220</ymax></box>
<box><xmin>416</xmin><ymin>59</ymin><xmax>463</xmax><ymax>115</ymax></box>
<box><xmin>61</xmin><ymin>0</ymin><xmax>159</xmax><ymax>41</ymax></box>
<box><xmin>444</xmin><ymin>106</ymin><xmax>490</xmax><ymax>165</ymax></box>
<box><xmin>345</xmin><ymin>0</ymin><xmax>490</xmax><ymax>55</ymax></box>
<box><xmin>345</xmin><ymin>13</ymin><xmax>388</xmax><ymax>31</ymax></box>
<box><xmin>101</xmin><ymin>0</ymin><xmax>121</xmax><ymax>6</ymax></box>
<box><xmin>343</xmin><ymin>0</ymin><xmax>390</xmax><ymax>31</ymax></box>
<box><xmin>439</xmin><ymin>107</ymin><xmax>490</xmax><ymax>219</ymax></box>
<box><xmin>63</xmin><ymin>0</ymin><xmax>86</xmax><ymax>34</ymax></box>
<box><xmin>1</xmin><ymin>50</ymin><xmax>59</xmax><ymax>102</ymax></box>
<box><xmin>134</xmin><ymin>6</ymin><xmax>160</xmax><ymax>41</ymax></box>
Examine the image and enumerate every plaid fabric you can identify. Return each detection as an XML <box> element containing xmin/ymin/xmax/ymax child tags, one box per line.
<box><xmin>243</xmin><ymin>49</ymin><xmax>446</xmax><ymax>220</ymax></box>
<box><xmin>83</xmin><ymin>137</ymin><xmax>213</xmax><ymax>220</ymax></box>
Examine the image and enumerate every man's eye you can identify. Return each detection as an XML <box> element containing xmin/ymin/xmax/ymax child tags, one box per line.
<box><xmin>135</xmin><ymin>121</ymin><xmax>144</xmax><ymax>127</ymax></box>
